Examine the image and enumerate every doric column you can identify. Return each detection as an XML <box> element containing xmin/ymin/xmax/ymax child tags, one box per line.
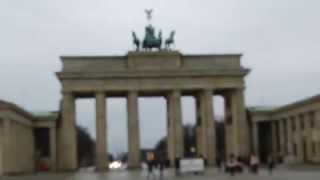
<box><xmin>167</xmin><ymin>90</ymin><xmax>183</xmax><ymax>166</ymax></box>
<box><xmin>278</xmin><ymin>120</ymin><xmax>285</xmax><ymax>156</ymax></box>
<box><xmin>295</xmin><ymin>116</ymin><xmax>303</xmax><ymax>162</ymax></box>
<box><xmin>57</xmin><ymin>92</ymin><xmax>77</xmax><ymax>171</ymax></box>
<box><xmin>230</xmin><ymin>89</ymin><xmax>249</xmax><ymax>156</ymax></box>
<box><xmin>1</xmin><ymin>119</ymin><xmax>11</xmax><ymax>174</ymax></box>
<box><xmin>50</xmin><ymin>127</ymin><xmax>57</xmax><ymax>171</ymax></box>
<box><xmin>127</xmin><ymin>91</ymin><xmax>141</xmax><ymax>169</ymax></box>
<box><xmin>224</xmin><ymin>94</ymin><xmax>233</xmax><ymax>158</ymax></box>
<box><xmin>304</xmin><ymin>113</ymin><xmax>313</xmax><ymax>161</ymax></box>
<box><xmin>95</xmin><ymin>92</ymin><xmax>108</xmax><ymax>171</ymax></box>
<box><xmin>252</xmin><ymin>122</ymin><xmax>259</xmax><ymax>155</ymax></box>
<box><xmin>196</xmin><ymin>90</ymin><xmax>215</xmax><ymax>165</ymax></box>
<box><xmin>271</xmin><ymin>121</ymin><xmax>278</xmax><ymax>156</ymax></box>
<box><xmin>286</xmin><ymin>118</ymin><xmax>293</xmax><ymax>159</ymax></box>
<box><xmin>315</xmin><ymin>111</ymin><xmax>320</xmax><ymax>159</ymax></box>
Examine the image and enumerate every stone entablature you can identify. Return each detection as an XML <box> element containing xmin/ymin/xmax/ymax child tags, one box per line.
<box><xmin>59</xmin><ymin>52</ymin><xmax>244</xmax><ymax>72</ymax></box>
<box><xmin>57</xmin><ymin>52</ymin><xmax>249</xmax><ymax>96</ymax></box>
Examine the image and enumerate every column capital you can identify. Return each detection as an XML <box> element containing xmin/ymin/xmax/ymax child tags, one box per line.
<box><xmin>128</xmin><ymin>90</ymin><xmax>139</xmax><ymax>95</ymax></box>
<box><xmin>61</xmin><ymin>91</ymin><xmax>74</xmax><ymax>97</ymax></box>
<box><xmin>202</xmin><ymin>88</ymin><xmax>215</xmax><ymax>92</ymax></box>
<box><xmin>95</xmin><ymin>91</ymin><xmax>106</xmax><ymax>95</ymax></box>
<box><xmin>167</xmin><ymin>89</ymin><xmax>181</xmax><ymax>99</ymax></box>
<box><xmin>232</xmin><ymin>88</ymin><xmax>245</xmax><ymax>94</ymax></box>
<box><xmin>202</xmin><ymin>89</ymin><xmax>214</xmax><ymax>96</ymax></box>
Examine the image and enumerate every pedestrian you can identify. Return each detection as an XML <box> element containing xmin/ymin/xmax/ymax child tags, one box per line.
<box><xmin>146</xmin><ymin>152</ymin><xmax>156</xmax><ymax>179</ymax></box>
<box><xmin>227</xmin><ymin>154</ymin><xmax>236</xmax><ymax>176</ymax></box>
<box><xmin>174</xmin><ymin>157</ymin><xmax>181</xmax><ymax>176</ymax></box>
<box><xmin>249</xmin><ymin>153</ymin><xmax>259</xmax><ymax>174</ymax></box>
<box><xmin>267</xmin><ymin>155</ymin><xmax>275</xmax><ymax>174</ymax></box>
<box><xmin>158</xmin><ymin>156</ymin><xmax>165</xmax><ymax>179</ymax></box>
<box><xmin>216</xmin><ymin>156</ymin><xmax>222</xmax><ymax>171</ymax></box>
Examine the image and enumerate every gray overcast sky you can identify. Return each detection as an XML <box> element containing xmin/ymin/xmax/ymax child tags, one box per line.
<box><xmin>1</xmin><ymin>0</ymin><xmax>320</xmax><ymax>154</ymax></box>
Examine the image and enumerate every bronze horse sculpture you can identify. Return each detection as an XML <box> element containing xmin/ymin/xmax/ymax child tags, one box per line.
<box><xmin>132</xmin><ymin>31</ymin><xmax>140</xmax><ymax>51</ymax></box>
<box><xmin>165</xmin><ymin>31</ymin><xmax>175</xmax><ymax>50</ymax></box>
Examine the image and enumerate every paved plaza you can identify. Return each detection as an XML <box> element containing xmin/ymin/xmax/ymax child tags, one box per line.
<box><xmin>2</xmin><ymin>166</ymin><xmax>320</xmax><ymax>180</ymax></box>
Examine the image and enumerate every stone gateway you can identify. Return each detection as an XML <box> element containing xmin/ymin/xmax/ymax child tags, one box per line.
<box><xmin>56</xmin><ymin>51</ymin><xmax>250</xmax><ymax>171</ymax></box>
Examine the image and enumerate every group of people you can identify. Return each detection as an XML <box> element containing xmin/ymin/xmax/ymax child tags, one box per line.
<box><xmin>144</xmin><ymin>151</ymin><xmax>277</xmax><ymax>179</ymax></box>
<box><xmin>222</xmin><ymin>153</ymin><xmax>276</xmax><ymax>176</ymax></box>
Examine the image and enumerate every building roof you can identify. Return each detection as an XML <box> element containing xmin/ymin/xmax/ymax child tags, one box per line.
<box><xmin>30</xmin><ymin>111</ymin><xmax>59</xmax><ymax>121</ymax></box>
<box><xmin>247</xmin><ymin>106</ymin><xmax>278</xmax><ymax>113</ymax></box>
<box><xmin>273</xmin><ymin>94</ymin><xmax>320</xmax><ymax>113</ymax></box>
<box><xmin>248</xmin><ymin>94</ymin><xmax>320</xmax><ymax>116</ymax></box>
<box><xmin>0</xmin><ymin>100</ymin><xmax>36</xmax><ymax>121</ymax></box>
<box><xmin>0</xmin><ymin>100</ymin><xmax>58</xmax><ymax>122</ymax></box>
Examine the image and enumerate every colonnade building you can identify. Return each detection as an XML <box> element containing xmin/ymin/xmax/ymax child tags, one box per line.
<box><xmin>0</xmin><ymin>100</ymin><xmax>57</xmax><ymax>175</ymax></box>
<box><xmin>248</xmin><ymin>94</ymin><xmax>320</xmax><ymax>163</ymax></box>
<box><xmin>55</xmin><ymin>51</ymin><xmax>250</xmax><ymax>171</ymax></box>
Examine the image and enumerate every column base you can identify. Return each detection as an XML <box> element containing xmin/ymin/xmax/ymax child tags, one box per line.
<box><xmin>95</xmin><ymin>167</ymin><xmax>109</xmax><ymax>172</ymax></box>
<box><xmin>127</xmin><ymin>166</ymin><xmax>141</xmax><ymax>170</ymax></box>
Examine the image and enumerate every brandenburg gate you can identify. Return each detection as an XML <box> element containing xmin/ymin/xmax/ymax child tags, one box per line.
<box><xmin>56</xmin><ymin>51</ymin><xmax>250</xmax><ymax>171</ymax></box>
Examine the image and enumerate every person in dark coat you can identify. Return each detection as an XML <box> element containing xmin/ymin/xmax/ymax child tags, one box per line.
<box><xmin>267</xmin><ymin>155</ymin><xmax>275</xmax><ymax>174</ymax></box>
<box><xmin>146</xmin><ymin>152</ymin><xmax>156</xmax><ymax>179</ymax></box>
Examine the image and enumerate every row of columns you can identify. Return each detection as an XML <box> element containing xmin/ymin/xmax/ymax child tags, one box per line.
<box><xmin>57</xmin><ymin>88</ymin><xmax>248</xmax><ymax>171</ymax></box>
<box><xmin>270</xmin><ymin>111</ymin><xmax>320</xmax><ymax>163</ymax></box>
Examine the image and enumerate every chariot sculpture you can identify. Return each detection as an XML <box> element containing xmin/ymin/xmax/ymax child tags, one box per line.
<box><xmin>132</xmin><ymin>9</ymin><xmax>175</xmax><ymax>51</ymax></box>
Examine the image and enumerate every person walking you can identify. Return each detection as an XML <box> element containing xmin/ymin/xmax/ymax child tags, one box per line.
<box><xmin>146</xmin><ymin>152</ymin><xmax>156</xmax><ymax>179</ymax></box>
<box><xmin>216</xmin><ymin>155</ymin><xmax>223</xmax><ymax>171</ymax></box>
<box><xmin>249</xmin><ymin>153</ymin><xmax>259</xmax><ymax>174</ymax></box>
<box><xmin>227</xmin><ymin>154</ymin><xmax>236</xmax><ymax>176</ymax></box>
<box><xmin>158</xmin><ymin>155</ymin><xmax>165</xmax><ymax>179</ymax></box>
<box><xmin>267</xmin><ymin>155</ymin><xmax>275</xmax><ymax>174</ymax></box>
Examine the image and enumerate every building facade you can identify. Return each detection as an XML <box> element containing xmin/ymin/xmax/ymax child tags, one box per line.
<box><xmin>249</xmin><ymin>95</ymin><xmax>320</xmax><ymax>163</ymax></box>
<box><xmin>0</xmin><ymin>100</ymin><xmax>57</xmax><ymax>175</ymax></box>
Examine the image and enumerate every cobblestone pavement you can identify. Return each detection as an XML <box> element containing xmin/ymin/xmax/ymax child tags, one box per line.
<box><xmin>2</xmin><ymin>166</ymin><xmax>320</xmax><ymax>180</ymax></box>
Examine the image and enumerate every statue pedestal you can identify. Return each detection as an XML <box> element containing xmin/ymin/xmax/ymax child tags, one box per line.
<box><xmin>127</xmin><ymin>51</ymin><xmax>181</xmax><ymax>71</ymax></box>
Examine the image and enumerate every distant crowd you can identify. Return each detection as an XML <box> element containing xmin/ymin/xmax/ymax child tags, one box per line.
<box><xmin>221</xmin><ymin>153</ymin><xmax>276</xmax><ymax>176</ymax></box>
<box><xmin>143</xmin><ymin>151</ymin><xmax>278</xmax><ymax>179</ymax></box>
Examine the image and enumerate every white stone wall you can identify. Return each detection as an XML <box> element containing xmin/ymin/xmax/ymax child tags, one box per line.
<box><xmin>1</xmin><ymin>118</ymin><xmax>35</xmax><ymax>174</ymax></box>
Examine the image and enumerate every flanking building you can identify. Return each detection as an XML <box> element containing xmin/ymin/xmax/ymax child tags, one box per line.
<box><xmin>0</xmin><ymin>100</ymin><xmax>57</xmax><ymax>175</ymax></box>
<box><xmin>248</xmin><ymin>94</ymin><xmax>320</xmax><ymax>164</ymax></box>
